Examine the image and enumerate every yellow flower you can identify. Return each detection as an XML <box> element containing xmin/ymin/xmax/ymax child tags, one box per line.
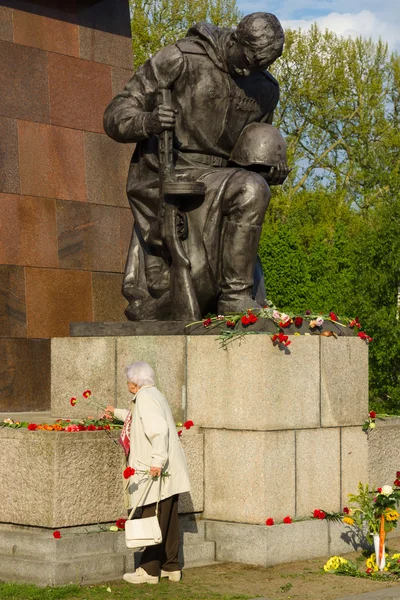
<box><xmin>323</xmin><ymin>556</ymin><xmax>349</xmax><ymax>572</ymax></box>
<box><xmin>366</xmin><ymin>553</ymin><xmax>389</xmax><ymax>572</ymax></box>
<box><xmin>342</xmin><ymin>517</ymin><xmax>355</xmax><ymax>525</ymax></box>
<box><xmin>369</xmin><ymin>423</ymin><xmax>376</xmax><ymax>429</ymax></box>
<box><xmin>385</xmin><ymin>509</ymin><xmax>399</xmax><ymax>522</ymax></box>
<box><xmin>391</xmin><ymin>553</ymin><xmax>400</xmax><ymax>560</ymax></box>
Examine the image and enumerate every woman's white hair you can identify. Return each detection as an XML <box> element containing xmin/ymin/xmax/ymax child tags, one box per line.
<box><xmin>125</xmin><ymin>361</ymin><xmax>156</xmax><ymax>387</ymax></box>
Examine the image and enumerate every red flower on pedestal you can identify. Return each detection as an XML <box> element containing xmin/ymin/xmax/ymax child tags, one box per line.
<box><xmin>203</xmin><ymin>318</ymin><xmax>212</xmax><ymax>327</ymax></box>
<box><xmin>28</xmin><ymin>424</ymin><xmax>38</xmax><ymax>431</ymax></box>
<box><xmin>313</xmin><ymin>509</ymin><xmax>326</xmax><ymax>519</ymax></box>
<box><xmin>178</xmin><ymin>430</ymin><xmax>182</xmax><ymax>437</ymax></box>
<box><xmin>265</xmin><ymin>518</ymin><xmax>274</xmax><ymax>526</ymax></box>
<box><xmin>70</xmin><ymin>397</ymin><xmax>77</xmax><ymax>406</ymax></box>
<box><xmin>279</xmin><ymin>320</ymin><xmax>291</xmax><ymax>328</ymax></box>
<box><xmin>87</xmin><ymin>424</ymin><xmax>96</xmax><ymax>431</ymax></box>
<box><xmin>116</xmin><ymin>518</ymin><xmax>127</xmax><ymax>530</ymax></box>
<box><xmin>369</xmin><ymin>411</ymin><xmax>376</xmax><ymax>418</ymax></box>
<box><xmin>123</xmin><ymin>467</ymin><xmax>136</xmax><ymax>479</ymax></box>
<box><xmin>184</xmin><ymin>420</ymin><xmax>194</xmax><ymax>430</ymax></box>
<box><xmin>283</xmin><ymin>516</ymin><xmax>292</xmax><ymax>524</ymax></box>
<box><xmin>241</xmin><ymin>315</ymin><xmax>250</xmax><ymax>326</ymax></box>
<box><xmin>377</xmin><ymin>487</ymin><xmax>382</xmax><ymax>493</ymax></box>
<box><xmin>53</xmin><ymin>531</ymin><xmax>61</xmax><ymax>539</ymax></box>
<box><xmin>329</xmin><ymin>312</ymin><xmax>338</xmax><ymax>322</ymax></box>
<box><xmin>248</xmin><ymin>312</ymin><xmax>258</xmax><ymax>324</ymax></box>
<box><xmin>394</xmin><ymin>479</ymin><xmax>400</xmax><ymax>487</ymax></box>
<box><xmin>343</xmin><ymin>507</ymin><xmax>350</xmax><ymax>514</ymax></box>
<box><xmin>82</xmin><ymin>390</ymin><xmax>91</xmax><ymax>398</ymax></box>
<box><xmin>226</xmin><ymin>320</ymin><xmax>236</xmax><ymax>328</ymax></box>
<box><xmin>294</xmin><ymin>316</ymin><xmax>303</xmax><ymax>327</ymax></box>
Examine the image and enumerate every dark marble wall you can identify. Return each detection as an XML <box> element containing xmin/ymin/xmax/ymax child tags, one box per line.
<box><xmin>0</xmin><ymin>0</ymin><xmax>134</xmax><ymax>411</ymax></box>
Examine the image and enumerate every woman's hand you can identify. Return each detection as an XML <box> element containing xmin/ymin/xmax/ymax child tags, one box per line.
<box><xmin>102</xmin><ymin>405</ymin><xmax>115</xmax><ymax>419</ymax></box>
<box><xmin>150</xmin><ymin>466</ymin><xmax>162</xmax><ymax>477</ymax></box>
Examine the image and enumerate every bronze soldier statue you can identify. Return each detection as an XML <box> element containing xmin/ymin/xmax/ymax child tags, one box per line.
<box><xmin>104</xmin><ymin>12</ymin><xmax>289</xmax><ymax>321</ymax></box>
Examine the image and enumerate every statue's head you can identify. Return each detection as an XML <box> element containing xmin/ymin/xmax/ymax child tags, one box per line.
<box><xmin>227</xmin><ymin>12</ymin><xmax>284</xmax><ymax>77</ymax></box>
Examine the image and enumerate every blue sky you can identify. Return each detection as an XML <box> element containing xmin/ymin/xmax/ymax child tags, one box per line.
<box><xmin>237</xmin><ymin>0</ymin><xmax>400</xmax><ymax>49</ymax></box>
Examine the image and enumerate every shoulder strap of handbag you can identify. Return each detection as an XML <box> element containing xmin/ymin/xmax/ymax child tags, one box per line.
<box><xmin>127</xmin><ymin>475</ymin><xmax>162</xmax><ymax>521</ymax></box>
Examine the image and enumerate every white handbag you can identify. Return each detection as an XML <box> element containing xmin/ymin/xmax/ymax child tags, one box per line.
<box><xmin>125</xmin><ymin>477</ymin><xmax>162</xmax><ymax>549</ymax></box>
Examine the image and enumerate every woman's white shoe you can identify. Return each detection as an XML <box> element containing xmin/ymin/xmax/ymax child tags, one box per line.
<box><xmin>123</xmin><ymin>567</ymin><xmax>159</xmax><ymax>584</ymax></box>
<box><xmin>160</xmin><ymin>569</ymin><xmax>182</xmax><ymax>582</ymax></box>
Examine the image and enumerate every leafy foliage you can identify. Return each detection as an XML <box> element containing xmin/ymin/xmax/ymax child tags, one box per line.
<box><xmin>260</xmin><ymin>27</ymin><xmax>400</xmax><ymax>412</ymax></box>
<box><xmin>130</xmin><ymin>0</ymin><xmax>242</xmax><ymax>69</ymax></box>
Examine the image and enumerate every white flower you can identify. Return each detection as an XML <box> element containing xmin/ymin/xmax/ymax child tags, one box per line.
<box><xmin>381</xmin><ymin>485</ymin><xmax>393</xmax><ymax>496</ymax></box>
<box><xmin>109</xmin><ymin>526</ymin><xmax>119</xmax><ymax>532</ymax></box>
<box><xmin>369</xmin><ymin>422</ymin><xmax>376</xmax><ymax>429</ymax></box>
<box><xmin>280</xmin><ymin>313</ymin><xmax>291</xmax><ymax>323</ymax></box>
<box><xmin>3</xmin><ymin>418</ymin><xmax>13</xmax><ymax>424</ymax></box>
<box><xmin>272</xmin><ymin>310</ymin><xmax>281</xmax><ymax>320</ymax></box>
<box><xmin>316</xmin><ymin>317</ymin><xmax>324</xmax><ymax>326</ymax></box>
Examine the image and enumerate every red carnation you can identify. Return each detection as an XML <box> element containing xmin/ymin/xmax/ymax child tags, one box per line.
<box><xmin>343</xmin><ymin>507</ymin><xmax>350</xmax><ymax>514</ymax></box>
<box><xmin>313</xmin><ymin>509</ymin><xmax>326</xmax><ymax>519</ymax></box>
<box><xmin>178</xmin><ymin>430</ymin><xmax>182</xmax><ymax>437</ymax></box>
<box><xmin>394</xmin><ymin>479</ymin><xmax>400</xmax><ymax>487</ymax></box>
<box><xmin>285</xmin><ymin>340</ymin><xmax>291</xmax><ymax>347</ymax></box>
<box><xmin>279</xmin><ymin>320</ymin><xmax>291</xmax><ymax>328</ymax></box>
<box><xmin>123</xmin><ymin>467</ymin><xmax>136</xmax><ymax>479</ymax></box>
<box><xmin>184</xmin><ymin>420</ymin><xmax>194</xmax><ymax>430</ymax></box>
<box><xmin>87</xmin><ymin>424</ymin><xmax>96</xmax><ymax>431</ymax></box>
<box><xmin>82</xmin><ymin>390</ymin><xmax>91</xmax><ymax>398</ymax></box>
<box><xmin>248</xmin><ymin>313</ymin><xmax>258</xmax><ymax>324</ymax></box>
<box><xmin>27</xmin><ymin>423</ymin><xmax>38</xmax><ymax>431</ymax></box>
<box><xmin>104</xmin><ymin>424</ymin><xmax>111</xmax><ymax>430</ymax></box>
<box><xmin>97</xmin><ymin>426</ymin><xmax>104</xmax><ymax>430</ymax></box>
<box><xmin>226</xmin><ymin>320</ymin><xmax>236</xmax><ymax>328</ymax></box>
<box><xmin>272</xmin><ymin>334</ymin><xmax>278</xmax><ymax>342</ymax></box>
<box><xmin>369</xmin><ymin>411</ymin><xmax>376</xmax><ymax>418</ymax></box>
<box><xmin>77</xmin><ymin>425</ymin><xmax>86</xmax><ymax>431</ymax></box>
<box><xmin>116</xmin><ymin>518</ymin><xmax>127</xmax><ymax>530</ymax></box>
<box><xmin>265</xmin><ymin>518</ymin><xmax>274</xmax><ymax>526</ymax></box>
<box><xmin>241</xmin><ymin>315</ymin><xmax>250</xmax><ymax>326</ymax></box>
<box><xmin>53</xmin><ymin>531</ymin><xmax>61</xmax><ymax>539</ymax></box>
<box><xmin>203</xmin><ymin>317</ymin><xmax>212</xmax><ymax>327</ymax></box>
<box><xmin>283</xmin><ymin>516</ymin><xmax>292</xmax><ymax>524</ymax></box>
<box><xmin>329</xmin><ymin>311</ymin><xmax>338</xmax><ymax>322</ymax></box>
<box><xmin>70</xmin><ymin>397</ymin><xmax>77</xmax><ymax>406</ymax></box>
<box><xmin>366</xmin><ymin>567</ymin><xmax>373</xmax><ymax>574</ymax></box>
<box><xmin>294</xmin><ymin>316</ymin><xmax>303</xmax><ymax>327</ymax></box>
<box><xmin>377</xmin><ymin>487</ymin><xmax>382</xmax><ymax>493</ymax></box>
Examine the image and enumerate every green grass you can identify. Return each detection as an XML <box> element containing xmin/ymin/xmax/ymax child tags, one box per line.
<box><xmin>0</xmin><ymin>581</ymin><xmax>251</xmax><ymax>600</ymax></box>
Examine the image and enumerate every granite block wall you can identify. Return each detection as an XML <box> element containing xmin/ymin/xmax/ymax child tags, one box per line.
<box><xmin>0</xmin><ymin>0</ymin><xmax>134</xmax><ymax>411</ymax></box>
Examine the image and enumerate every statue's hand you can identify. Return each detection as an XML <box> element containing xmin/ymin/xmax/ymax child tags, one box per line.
<box><xmin>268</xmin><ymin>163</ymin><xmax>290</xmax><ymax>185</ymax></box>
<box><xmin>149</xmin><ymin>105</ymin><xmax>176</xmax><ymax>135</ymax></box>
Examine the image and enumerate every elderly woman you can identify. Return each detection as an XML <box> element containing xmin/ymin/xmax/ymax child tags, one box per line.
<box><xmin>106</xmin><ymin>361</ymin><xmax>190</xmax><ymax>585</ymax></box>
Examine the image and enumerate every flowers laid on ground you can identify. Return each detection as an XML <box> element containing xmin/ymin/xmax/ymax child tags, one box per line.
<box><xmin>323</xmin><ymin>551</ymin><xmax>400</xmax><ymax>579</ymax></box>
<box><xmin>188</xmin><ymin>303</ymin><xmax>372</xmax><ymax>348</ymax></box>
<box><xmin>53</xmin><ymin>531</ymin><xmax>61</xmax><ymax>539</ymax></box>
<box><xmin>175</xmin><ymin>420</ymin><xmax>195</xmax><ymax>437</ymax></box>
<box><xmin>265</xmin><ymin>516</ymin><xmax>292</xmax><ymax>526</ymax></box>
<box><xmin>313</xmin><ymin>475</ymin><xmax>400</xmax><ymax>573</ymax></box>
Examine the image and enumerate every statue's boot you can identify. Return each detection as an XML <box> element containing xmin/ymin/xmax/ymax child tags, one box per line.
<box><xmin>217</xmin><ymin>221</ymin><xmax>263</xmax><ymax>314</ymax></box>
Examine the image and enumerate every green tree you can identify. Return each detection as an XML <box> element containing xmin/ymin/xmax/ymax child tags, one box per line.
<box><xmin>130</xmin><ymin>0</ymin><xmax>242</xmax><ymax>69</ymax></box>
<box><xmin>260</xmin><ymin>27</ymin><xmax>400</xmax><ymax>412</ymax></box>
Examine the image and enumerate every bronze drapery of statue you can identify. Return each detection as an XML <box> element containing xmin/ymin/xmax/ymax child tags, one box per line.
<box><xmin>104</xmin><ymin>12</ymin><xmax>289</xmax><ymax>321</ymax></box>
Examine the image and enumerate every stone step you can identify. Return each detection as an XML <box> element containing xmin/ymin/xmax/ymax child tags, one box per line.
<box><xmin>182</xmin><ymin>540</ymin><xmax>216</xmax><ymax>568</ymax></box>
<box><xmin>0</xmin><ymin>411</ymin><xmax>52</xmax><ymax>423</ymax></box>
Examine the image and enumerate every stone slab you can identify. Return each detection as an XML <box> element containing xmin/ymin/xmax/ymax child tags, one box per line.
<box><xmin>203</xmin><ymin>429</ymin><xmax>295</xmax><ymax>524</ymax></box>
<box><xmin>321</xmin><ymin>337</ymin><xmax>369</xmax><ymax>427</ymax></box>
<box><xmin>341</xmin><ymin>426</ymin><xmax>369</xmax><ymax>507</ymax></box>
<box><xmin>368</xmin><ymin>418</ymin><xmax>400</xmax><ymax>488</ymax></box>
<box><xmin>51</xmin><ymin>337</ymin><xmax>116</xmax><ymax>419</ymax></box>
<box><xmin>0</xmin><ymin>428</ymin><xmax>203</xmax><ymax>527</ymax></box>
<box><xmin>79</xmin><ymin>26</ymin><xmax>133</xmax><ymax>69</ymax></box>
<box><xmin>296</xmin><ymin>428</ymin><xmax>341</xmax><ymax>516</ymax></box>
<box><xmin>0</xmin><ymin>265</ymin><xmax>26</xmax><ymax>338</ymax></box>
<box><xmin>92</xmin><ymin>273</ymin><xmax>128</xmax><ymax>322</ymax></box>
<box><xmin>205</xmin><ymin>518</ymin><xmax>329</xmax><ymax>567</ymax></box>
<box><xmin>25</xmin><ymin>268</ymin><xmax>93</xmax><ymax>338</ymax></box>
<box><xmin>0</xmin><ymin>7</ymin><xmax>12</xmax><ymax>42</ymax></box>
<box><xmin>179</xmin><ymin>429</ymin><xmax>204</xmax><ymax>514</ymax></box>
<box><xmin>116</xmin><ymin>336</ymin><xmax>186</xmax><ymax>421</ymax></box>
<box><xmin>13</xmin><ymin>9</ymin><xmax>80</xmax><ymax>56</ymax></box>
<box><xmin>187</xmin><ymin>335</ymin><xmax>321</xmax><ymax>431</ymax></box>
<box><xmin>0</xmin><ymin>116</ymin><xmax>20</xmax><ymax>195</ymax></box>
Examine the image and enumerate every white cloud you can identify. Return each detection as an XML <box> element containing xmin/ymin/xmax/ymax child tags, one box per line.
<box><xmin>280</xmin><ymin>9</ymin><xmax>399</xmax><ymax>49</ymax></box>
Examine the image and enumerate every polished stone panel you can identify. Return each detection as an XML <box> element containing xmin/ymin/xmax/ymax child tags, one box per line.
<box><xmin>79</xmin><ymin>27</ymin><xmax>133</xmax><ymax>69</ymax></box>
<box><xmin>85</xmin><ymin>132</ymin><xmax>132</xmax><ymax>207</ymax></box>
<box><xmin>187</xmin><ymin>336</ymin><xmax>320</xmax><ymax>431</ymax></box>
<box><xmin>0</xmin><ymin>7</ymin><xmax>12</xmax><ymax>42</ymax></box>
<box><xmin>296</xmin><ymin>428</ymin><xmax>341</xmax><ymax>516</ymax></box>
<box><xmin>25</xmin><ymin>268</ymin><xmax>93</xmax><ymax>338</ymax></box>
<box><xmin>0</xmin><ymin>338</ymin><xmax>50</xmax><ymax>412</ymax></box>
<box><xmin>92</xmin><ymin>272</ymin><xmax>127</xmax><ymax>322</ymax></box>
<box><xmin>19</xmin><ymin>121</ymin><xmax>86</xmax><ymax>201</ymax></box>
<box><xmin>0</xmin><ymin>265</ymin><xmax>26</xmax><ymax>338</ymax></box>
<box><xmin>56</xmin><ymin>200</ymin><xmax>122</xmax><ymax>272</ymax></box>
<box><xmin>0</xmin><ymin>40</ymin><xmax>49</xmax><ymax>123</ymax></box>
<box><xmin>111</xmin><ymin>66</ymin><xmax>134</xmax><ymax>96</ymax></box>
<box><xmin>119</xmin><ymin>208</ymin><xmax>133</xmax><ymax>270</ymax></box>
<box><xmin>0</xmin><ymin>194</ymin><xmax>58</xmax><ymax>267</ymax></box>
<box><xmin>48</xmin><ymin>53</ymin><xmax>112</xmax><ymax>133</ymax></box>
<box><xmin>13</xmin><ymin>10</ymin><xmax>80</xmax><ymax>56</ymax></box>
<box><xmin>0</xmin><ymin>117</ymin><xmax>20</xmax><ymax>194</ymax></box>
<box><xmin>321</xmin><ymin>337</ymin><xmax>368</xmax><ymax>427</ymax></box>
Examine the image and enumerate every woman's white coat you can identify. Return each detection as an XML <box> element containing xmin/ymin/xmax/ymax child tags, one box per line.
<box><xmin>114</xmin><ymin>385</ymin><xmax>191</xmax><ymax>508</ymax></box>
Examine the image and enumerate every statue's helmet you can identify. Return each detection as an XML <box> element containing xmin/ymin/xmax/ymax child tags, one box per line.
<box><xmin>230</xmin><ymin>123</ymin><xmax>287</xmax><ymax>168</ymax></box>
